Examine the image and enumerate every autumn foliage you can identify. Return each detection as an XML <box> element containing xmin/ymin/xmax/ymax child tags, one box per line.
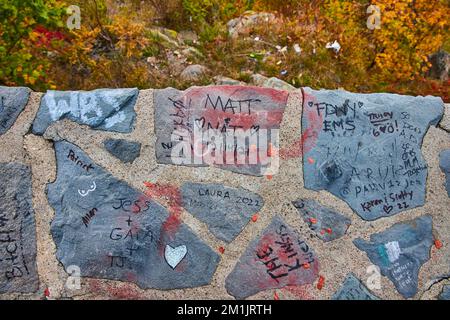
<box><xmin>0</xmin><ymin>0</ymin><xmax>448</xmax><ymax>99</ymax></box>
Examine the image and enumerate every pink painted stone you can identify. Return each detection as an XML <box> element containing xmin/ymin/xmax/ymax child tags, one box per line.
<box><xmin>225</xmin><ymin>216</ymin><xmax>319</xmax><ymax>299</ymax></box>
<box><xmin>154</xmin><ymin>85</ymin><xmax>290</xmax><ymax>176</ymax></box>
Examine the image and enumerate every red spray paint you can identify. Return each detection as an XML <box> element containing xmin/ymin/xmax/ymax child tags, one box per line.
<box><xmin>279</xmin><ymin>88</ymin><xmax>323</xmax><ymax>160</ymax></box>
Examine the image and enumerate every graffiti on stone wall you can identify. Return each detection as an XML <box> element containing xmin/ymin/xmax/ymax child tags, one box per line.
<box><xmin>302</xmin><ymin>88</ymin><xmax>444</xmax><ymax>220</ymax></box>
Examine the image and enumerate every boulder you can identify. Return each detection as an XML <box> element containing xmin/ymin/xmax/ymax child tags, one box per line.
<box><xmin>250</xmin><ymin>74</ymin><xmax>296</xmax><ymax>91</ymax></box>
<box><xmin>213</xmin><ymin>76</ymin><xmax>245</xmax><ymax>86</ymax></box>
<box><xmin>227</xmin><ymin>12</ymin><xmax>277</xmax><ymax>38</ymax></box>
<box><xmin>180</xmin><ymin>65</ymin><xmax>209</xmax><ymax>82</ymax></box>
<box><xmin>427</xmin><ymin>50</ymin><xmax>450</xmax><ymax>81</ymax></box>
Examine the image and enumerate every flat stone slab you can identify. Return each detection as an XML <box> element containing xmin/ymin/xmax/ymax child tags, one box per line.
<box><xmin>332</xmin><ymin>273</ymin><xmax>380</xmax><ymax>300</ymax></box>
<box><xmin>439</xmin><ymin>285</ymin><xmax>450</xmax><ymax>300</ymax></box>
<box><xmin>292</xmin><ymin>199</ymin><xmax>351</xmax><ymax>242</ymax></box>
<box><xmin>439</xmin><ymin>149</ymin><xmax>450</xmax><ymax>197</ymax></box>
<box><xmin>353</xmin><ymin>215</ymin><xmax>433</xmax><ymax>298</ymax></box>
<box><xmin>181</xmin><ymin>183</ymin><xmax>264</xmax><ymax>243</ymax></box>
<box><xmin>0</xmin><ymin>86</ymin><xmax>31</xmax><ymax>135</ymax></box>
<box><xmin>225</xmin><ymin>216</ymin><xmax>319</xmax><ymax>299</ymax></box>
<box><xmin>32</xmin><ymin>88</ymin><xmax>139</xmax><ymax>135</ymax></box>
<box><xmin>302</xmin><ymin>88</ymin><xmax>444</xmax><ymax>220</ymax></box>
<box><xmin>104</xmin><ymin>138</ymin><xmax>141</xmax><ymax>164</ymax></box>
<box><xmin>154</xmin><ymin>85</ymin><xmax>289</xmax><ymax>176</ymax></box>
<box><xmin>49</xmin><ymin>141</ymin><xmax>220</xmax><ymax>290</ymax></box>
<box><xmin>0</xmin><ymin>163</ymin><xmax>39</xmax><ymax>293</ymax></box>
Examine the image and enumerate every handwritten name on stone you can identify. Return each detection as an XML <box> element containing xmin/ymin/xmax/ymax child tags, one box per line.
<box><xmin>225</xmin><ymin>216</ymin><xmax>319</xmax><ymax>299</ymax></box>
<box><xmin>32</xmin><ymin>88</ymin><xmax>139</xmax><ymax>135</ymax></box>
<box><xmin>49</xmin><ymin>141</ymin><xmax>220</xmax><ymax>290</ymax></box>
<box><xmin>181</xmin><ymin>183</ymin><xmax>264</xmax><ymax>243</ymax></box>
<box><xmin>0</xmin><ymin>86</ymin><xmax>31</xmax><ymax>135</ymax></box>
<box><xmin>292</xmin><ymin>199</ymin><xmax>351</xmax><ymax>242</ymax></box>
<box><xmin>0</xmin><ymin>163</ymin><xmax>38</xmax><ymax>293</ymax></box>
<box><xmin>302</xmin><ymin>88</ymin><xmax>444</xmax><ymax>220</ymax></box>
<box><xmin>353</xmin><ymin>215</ymin><xmax>433</xmax><ymax>298</ymax></box>
<box><xmin>332</xmin><ymin>273</ymin><xmax>380</xmax><ymax>300</ymax></box>
<box><xmin>154</xmin><ymin>85</ymin><xmax>289</xmax><ymax>176</ymax></box>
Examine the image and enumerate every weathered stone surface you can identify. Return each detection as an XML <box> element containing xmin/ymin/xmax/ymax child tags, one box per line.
<box><xmin>292</xmin><ymin>199</ymin><xmax>351</xmax><ymax>242</ymax></box>
<box><xmin>439</xmin><ymin>149</ymin><xmax>450</xmax><ymax>197</ymax></box>
<box><xmin>49</xmin><ymin>141</ymin><xmax>220</xmax><ymax>290</ymax></box>
<box><xmin>439</xmin><ymin>104</ymin><xmax>450</xmax><ymax>132</ymax></box>
<box><xmin>180</xmin><ymin>65</ymin><xmax>209</xmax><ymax>82</ymax></box>
<box><xmin>154</xmin><ymin>85</ymin><xmax>289</xmax><ymax>176</ymax></box>
<box><xmin>182</xmin><ymin>47</ymin><xmax>204</xmax><ymax>59</ymax></box>
<box><xmin>427</xmin><ymin>50</ymin><xmax>450</xmax><ymax>81</ymax></box>
<box><xmin>332</xmin><ymin>273</ymin><xmax>380</xmax><ymax>300</ymax></box>
<box><xmin>32</xmin><ymin>88</ymin><xmax>139</xmax><ymax>135</ymax></box>
<box><xmin>0</xmin><ymin>163</ymin><xmax>39</xmax><ymax>293</ymax></box>
<box><xmin>249</xmin><ymin>74</ymin><xmax>296</xmax><ymax>91</ymax></box>
<box><xmin>0</xmin><ymin>86</ymin><xmax>31</xmax><ymax>135</ymax></box>
<box><xmin>438</xmin><ymin>285</ymin><xmax>450</xmax><ymax>300</ymax></box>
<box><xmin>227</xmin><ymin>12</ymin><xmax>277</xmax><ymax>38</ymax></box>
<box><xmin>213</xmin><ymin>76</ymin><xmax>245</xmax><ymax>86</ymax></box>
<box><xmin>264</xmin><ymin>77</ymin><xmax>296</xmax><ymax>91</ymax></box>
<box><xmin>302</xmin><ymin>88</ymin><xmax>444</xmax><ymax>221</ymax></box>
<box><xmin>353</xmin><ymin>215</ymin><xmax>433</xmax><ymax>298</ymax></box>
<box><xmin>181</xmin><ymin>183</ymin><xmax>264</xmax><ymax>243</ymax></box>
<box><xmin>249</xmin><ymin>74</ymin><xmax>269</xmax><ymax>87</ymax></box>
<box><xmin>104</xmin><ymin>138</ymin><xmax>141</xmax><ymax>164</ymax></box>
<box><xmin>225</xmin><ymin>216</ymin><xmax>319</xmax><ymax>299</ymax></box>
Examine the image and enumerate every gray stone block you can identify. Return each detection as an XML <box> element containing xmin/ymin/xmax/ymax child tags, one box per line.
<box><xmin>353</xmin><ymin>215</ymin><xmax>433</xmax><ymax>298</ymax></box>
<box><xmin>225</xmin><ymin>215</ymin><xmax>319</xmax><ymax>299</ymax></box>
<box><xmin>32</xmin><ymin>88</ymin><xmax>139</xmax><ymax>135</ymax></box>
<box><xmin>302</xmin><ymin>88</ymin><xmax>444</xmax><ymax>220</ymax></box>
<box><xmin>332</xmin><ymin>273</ymin><xmax>380</xmax><ymax>300</ymax></box>
<box><xmin>439</xmin><ymin>149</ymin><xmax>450</xmax><ymax>197</ymax></box>
<box><xmin>49</xmin><ymin>141</ymin><xmax>220</xmax><ymax>290</ymax></box>
<box><xmin>292</xmin><ymin>199</ymin><xmax>351</xmax><ymax>242</ymax></box>
<box><xmin>104</xmin><ymin>139</ymin><xmax>141</xmax><ymax>164</ymax></box>
<box><xmin>0</xmin><ymin>86</ymin><xmax>31</xmax><ymax>135</ymax></box>
<box><xmin>181</xmin><ymin>183</ymin><xmax>264</xmax><ymax>243</ymax></box>
<box><xmin>154</xmin><ymin>85</ymin><xmax>289</xmax><ymax>176</ymax></box>
<box><xmin>0</xmin><ymin>162</ymin><xmax>39</xmax><ymax>293</ymax></box>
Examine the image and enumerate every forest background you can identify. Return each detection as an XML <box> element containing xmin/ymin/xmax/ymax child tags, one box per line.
<box><xmin>0</xmin><ymin>0</ymin><xmax>449</xmax><ymax>100</ymax></box>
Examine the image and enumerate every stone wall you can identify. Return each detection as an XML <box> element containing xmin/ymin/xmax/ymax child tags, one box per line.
<box><xmin>0</xmin><ymin>85</ymin><xmax>449</xmax><ymax>300</ymax></box>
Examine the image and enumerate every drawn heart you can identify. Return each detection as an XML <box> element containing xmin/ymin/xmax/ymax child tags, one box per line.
<box><xmin>383</xmin><ymin>205</ymin><xmax>393</xmax><ymax>214</ymax></box>
<box><xmin>379</xmin><ymin>126</ymin><xmax>386</xmax><ymax>133</ymax></box>
<box><xmin>194</xmin><ymin>117</ymin><xmax>205</xmax><ymax>129</ymax></box>
<box><xmin>308</xmin><ymin>101</ymin><xmax>314</xmax><ymax>108</ymax></box>
<box><xmin>164</xmin><ymin>245</ymin><xmax>188</xmax><ymax>269</ymax></box>
<box><xmin>250</xmin><ymin>125</ymin><xmax>260</xmax><ymax>134</ymax></box>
